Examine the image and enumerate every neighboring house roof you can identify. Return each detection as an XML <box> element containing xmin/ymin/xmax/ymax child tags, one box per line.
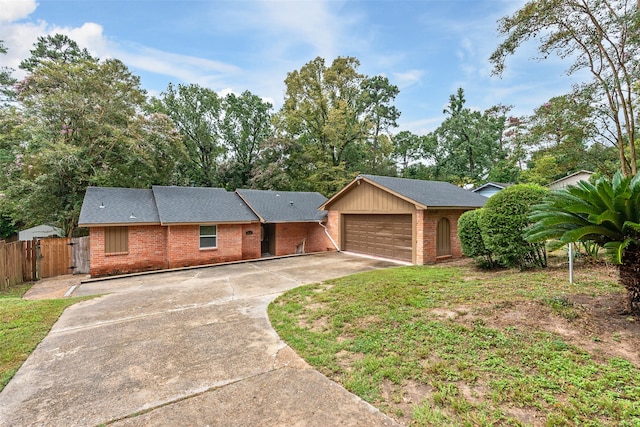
<box><xmin>548</xmin><ymin>170</ymin><xmax>594</xmax><ymax>190</ymax></box>
<box><xmin>151</xmin><ymin>186</ymin><xmax>259</xmax><ymax>224</ymax></box>
<box><xmin>472</xmin><ymin>182</ymin><xmax>513</xmax><ymax>198</ymax></box>
<box><xmin>18</xmin><ymin>224</ymin><xmax>63</xmax><ymax>241</ymax></box>
<box><xmin>236</xmin><ymin>189</ymin><xmax>328</xmax><ymax>223</ymax></box>
<box><xmin>322</xmin><ymin>174</ymin><xmax>487</xmax><ymax>209</ymax></box>
<box><xmin>79</xmin><ymin>187</ymin><xmax>160</xmax><ymax>226</ymax></box>
<box><xmin>472</xmin><ymin>182</ymin><xmax>513</xmax><ymax>193</ymax></box>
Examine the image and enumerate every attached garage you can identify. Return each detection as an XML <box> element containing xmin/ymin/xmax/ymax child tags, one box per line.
<box><xmin>343</xmin><ymin>214</ymin><xmax>412</xmax><ymax>262</ymax></box>
<box><xmin>320</xmin><ymin>174</ymin><xmax>488</xmax><ymax>264</ymax></box>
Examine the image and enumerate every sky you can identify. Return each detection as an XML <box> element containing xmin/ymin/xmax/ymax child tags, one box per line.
<box><xmin>0</xmin><ymin>0</ymin><xmax>587</xmax><ymax>135</ymax></box>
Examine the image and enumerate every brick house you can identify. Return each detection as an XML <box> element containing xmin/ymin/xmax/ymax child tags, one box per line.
<box><xmin>78</xmin><ymin>186</ymin><xmax>334</xmax><ymax>277</ymax></box>
<box><xmin>236</xmin><ymin>189</ymin><xmax>335</xmax><ymax>256</ymax></box>
<box><xmin>319</xmin><ymin>174</ymin><xmax>487</xmax><ymax>264</ymax></box>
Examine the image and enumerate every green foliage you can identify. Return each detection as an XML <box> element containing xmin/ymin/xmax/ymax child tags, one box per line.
<box><xmin>491</xmin><ymin>0</ymin><xmax>639</xmax><ymax>176</ymax></box>
<box><xmin>457</xmin><ymin>209</ymin><xmax>495</xmax><ymax>268</ymax></box>
<box><xmin>19</xmin><ymin>34</ymin><xmax>93</xmax><ymax>72</ymax></box>
<box><xmin>219</xmin><ymin>91</ymin><xmax>273</xmax><ymax>189</ymax></box>
<box><xmin>417</xmin><ymin>88</ymin><xmax>508</xmax><ymax>185</ymax></box>
<box><xmin>479</xmin><ymin>184</ymin><xmax>549</xmax><ymax>268</ymax></box>
<box><xmin>148</xmin><ymin>83</ymin><xmax>225</xmax><ymax>187</ymax></box>
<box><xmin>1</xmin><ymin>39</ymin><xmax>186</xmax><ymax>236</ymax></box>
<box><xmin>271</xmin><ymin>56</ymin><xmax>400</xmax><ymax>194</ymax></box>
<box><xmin>526</xmin><ymin>171</ymin><xmax>640</xmax><ymax>312</ymax></box>
<box><xmin>0</xmin><ymin>285</ymin><xmax>84</xmax><ymax>391</ymax></box>
<box><xmin>0</xmin><ymin>41</ymin><xmax>16</xmax><ymax>104</ymax></box>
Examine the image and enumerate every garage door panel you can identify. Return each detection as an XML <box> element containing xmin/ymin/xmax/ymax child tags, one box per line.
<box><xmin>344</xmin><ymin>214</ymin><xmax>412</xmax><ymax>262</ymax></box>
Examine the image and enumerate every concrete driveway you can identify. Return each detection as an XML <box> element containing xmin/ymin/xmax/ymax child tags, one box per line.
<box><xmin>0</xmin><ymin>253</ymin><xmax>403</xmax><ymax>427</ymax></box>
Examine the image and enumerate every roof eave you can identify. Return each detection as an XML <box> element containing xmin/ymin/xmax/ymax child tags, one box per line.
<box><xmin>159</xmin><ymin>220</ymin><xmax>259</xmax><ymax>226</ymax></box>
<box><xmin>78</xmin><ymin>221</ymin><xmax>161</xmax><ymax>227</ymax></box>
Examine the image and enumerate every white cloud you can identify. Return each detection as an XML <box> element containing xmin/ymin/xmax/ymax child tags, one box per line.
<box><xmin>0</xmin><ymin>0</ymin><xmax>37</xmax><ymax>22</ymax></box>
<box><xmin>392</xmin><ymin>69</ymin><xmax>424</xmax><ymax>89</ymax></box>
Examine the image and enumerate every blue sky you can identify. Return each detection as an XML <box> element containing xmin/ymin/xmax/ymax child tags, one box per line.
<box><xmin>0</xmin><ymin>0</ymin><xmax>585</xmax><ymax>134</ymax></box>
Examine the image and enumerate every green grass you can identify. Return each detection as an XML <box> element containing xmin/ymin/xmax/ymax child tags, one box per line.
<box><xmin>269</xmin><ymin>264</ymin><xmax>640</xmax><ymax>426</ymax></box>
<box><xmin>0</xmin><ymin>284</ymin><xmax>84</xmax><ymax>391</ymax></box>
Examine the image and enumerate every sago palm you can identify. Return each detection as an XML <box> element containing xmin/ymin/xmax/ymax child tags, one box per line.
<box><xmin>526</xmin><ymin>171</ymin><xmax>640</xmax><ymax>314</ymax></box>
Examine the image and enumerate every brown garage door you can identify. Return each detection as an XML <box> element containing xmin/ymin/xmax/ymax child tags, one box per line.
<box><xmin>344</xmin><ymin>214</ymin><xmax>412</xmax><ymax>262</ymax></box>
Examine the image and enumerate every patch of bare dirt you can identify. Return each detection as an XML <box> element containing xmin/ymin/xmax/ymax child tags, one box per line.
<box><xmin>471</xmin><ymin>295</ymin><xmax>640</xmax><ymax>367</ymax></box>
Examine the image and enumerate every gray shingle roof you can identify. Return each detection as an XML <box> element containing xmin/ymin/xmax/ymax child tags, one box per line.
<box><xmin>236</xmin><ymin>189</ymin><xmax>328</xmax><ymax>223</ymax></box>
<box><xmin>361</xmin><ymin>175</ymin><xmax>487</xmax><ymax>208</ymax></box>
<box><xmin>152</xmin><ymin>186</ymin><xmax>258</xmax><ymax>224</ymax></box>
<box><xmin>79</xmin><ymin>187</ymin><xmax>160</xmax><ymax>226</ymax></box>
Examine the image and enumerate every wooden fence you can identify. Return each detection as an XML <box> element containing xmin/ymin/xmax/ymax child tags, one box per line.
<box><xmin>0</xmin><ymin>236</ymin><xmax>90</xmax><ymax>289</ymax></box>
<box><xmin>0</xmin><ymin>241</ymin><xmax>24</xmax><ymax>290</ymax></box>
<box><xmin>71</xmin><ymin>236</ymin><xmax>90</xmax><ymax>274</ymax></box>
<box><xmin>39</xmin><ymin>237</ymin><xmax>72</xmax><ymax>278</ymax></box>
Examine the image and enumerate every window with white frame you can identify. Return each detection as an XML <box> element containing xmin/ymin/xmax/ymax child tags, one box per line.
<box><xmin>199</xmin><ymin>225</ymin><xmax>217</xmax><ymax>249</ymax></box>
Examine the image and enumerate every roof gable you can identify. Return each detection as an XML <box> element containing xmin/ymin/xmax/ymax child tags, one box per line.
<box><xmin>79</xmin><ymin>187</ymin><xmax>160</xmax><ymax>226</ymax></box>
<box><xmin>236</xmin><ymin>189</ymin><xmax>328</xmax><ymax>223</ymax></box>
<box><xmin>152</xmin><ymin>186</ymin><xmax>258</xmax><ymax>224</ymax></box>
<box><xmin>472</xmin><ymin>182</ymin><xmax>512</xmax><ymax>193</ymax></box>
<box><xmin>322</xmin><ymin>175</ymin><xmax>487</xmax><ymax>210</ymax></box>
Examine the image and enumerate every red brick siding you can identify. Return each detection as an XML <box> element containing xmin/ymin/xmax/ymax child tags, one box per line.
<box><xmin>306</xmin><ymin>222</ymin><xmax>336</xmax><ymax>253</ymax></box>
<box><xmin>272</xmin><ymin>222</ymin><xmax>334</xmax><ymax>256</ymax></box>
<box><xmin>415</xmin><ymin>210</ymin><xmax>425</xmax><ymax>264</ymax></box>
<box><xmin>89</xmin><ymin>225</ymin><xmax>168</xmax><ymax>277</ymax></box>
<box><xmin>419</xmin><ymin>209</ymin><xmax>468</xmax><ymax>264</ymax></box>
<box><xmin>166</xmin><ymin>224</ymin><xmax>245</xmax><ymax>269</ymax></box>
<box><xmin>326</xmin><ymin>211</ymin><xmax>340</xmax><ymax>250</ymax></box>
<box><xmin>242</xmin><ymin>223</ymin><xmax>262</xmax><ymax>260</ymax></box>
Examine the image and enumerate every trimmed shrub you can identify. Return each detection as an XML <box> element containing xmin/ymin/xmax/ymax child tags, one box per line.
<box><xmin>458</xmin><ymin>209</ymin><xmax>495</xmax><ymax>268</ymax></box>
<box><xmin>478</xmin><ymin>184</ymin><xmax>549</xmax><ymax>268</ymax></box>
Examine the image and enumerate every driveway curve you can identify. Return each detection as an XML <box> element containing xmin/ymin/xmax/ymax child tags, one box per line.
<box><xmin>0</xmin><ymin>253</ymin><xmax>402</xmax><ymax>427</ymax></box>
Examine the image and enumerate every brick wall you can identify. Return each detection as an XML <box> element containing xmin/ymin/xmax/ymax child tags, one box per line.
<box><xmin>419</xmin><ymin>209</ymin><xmax>468</xmax><ymax>264</ymax></box>
<box><xmin>272</xmin><ymin>222</ymin><xmax>335</xmax><ymax>256</ymax></box>
<box><xmin>306</xmin><ymin>221</ymin><xmax>336</xmax><ymax>253</ymax></box>
<box><xmin>242</xmin><ymin>223</ymin><xmax>261</xmax><ymax>260</ymax></box>
<box><xmin>166</xmin><ymin>224</ymin><xmax>245</xmax><ymax>269</ymax></box>
<box><xmin>89</xmin><ymin>225</ymin><xmax>168</xmax><ymax>277</ymax></box>
<box><xmin>326</xmin><ymin>211</ymin><xmax>340</xmax><ymax>250</ymax></box>
<box><xmin>415</xmin><ymin>210</ymin><xmax>425</xmax><ymax>264</ymax></box>
<box><xmin>89</xmin><ymin>223</ymin><xmax>263</xmax><ymax>277</ymax></box>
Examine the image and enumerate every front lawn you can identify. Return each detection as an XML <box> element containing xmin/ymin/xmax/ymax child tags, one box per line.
<box><xmin>0</xmin><ymin>284</ymin><xmax>82</xmax><ymax>391</ymax></box>
<box><xmin>269</xmin><ymin>261</ymin><xmax>640</xmax><ymax>426</ymax></box>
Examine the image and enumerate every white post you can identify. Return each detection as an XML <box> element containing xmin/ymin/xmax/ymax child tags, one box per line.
<box><xmin>568</xmin><ymin>243</ymin><xmax>574</xmax><ymax>285</ymax></box>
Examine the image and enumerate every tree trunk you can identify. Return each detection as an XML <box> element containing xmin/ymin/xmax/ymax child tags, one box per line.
<box><xmin>620</xmin><ymin>243</ymin><xmax>640</xmax><ymax>315</ymax></box>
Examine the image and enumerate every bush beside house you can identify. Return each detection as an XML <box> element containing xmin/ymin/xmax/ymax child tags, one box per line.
<box><xmin>459</xmin><ymin>184</ymin><xmax>549</xmax><ymax>269</ymax></box>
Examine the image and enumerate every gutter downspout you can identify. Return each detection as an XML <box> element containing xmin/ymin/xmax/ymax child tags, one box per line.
<box><xmin>318</xmin><ymin>221</ymin><xmax>340</xmax><ymax>252</ymax></box>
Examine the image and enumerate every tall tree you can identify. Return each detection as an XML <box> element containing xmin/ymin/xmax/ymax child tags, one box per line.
<box><xmin>273</xmin><ymin>57</ymin><xmax>402</xmax><ymax>193</ymax></box>
<box><xmin>393</xmin><ymin>131</ymin><xmax>422</xmax><ymax>174</ymax></box>
<box><xmin>424</xmin><ymin>88</ymin><xmax>506</xmax><ymax>184</ymax></box>
<box><xmin>491</xmin><ymin>0</ymin><xmax>639</xmax><ymax>176</ymax></box>
<box><xmin>3</xmin><ymin>55</ymin><xmax>184</xmax><ymax>236</ymax></box>
<box><xmin>218</xmin><ymin>91</ymin><xmax>273</xmax><ymax>189</ymax></box>
<box><xmin>0</xmin><ymin>41</ymin><xmax>16</xmax><ymax>103</ymax></box>
<box><xmin>20</xmin><ymin>34</ymin><xmax>94</xmax><ymax>72</ymax></box>
<box><xmin>149</xmin><ymin>83</ymin><xmax>225</xmax><ymax>187</ymax></box>
<box><xmin>359</xmin><ymin>75</ymin><xmax>401</xmax><ymax>174</ymax></box>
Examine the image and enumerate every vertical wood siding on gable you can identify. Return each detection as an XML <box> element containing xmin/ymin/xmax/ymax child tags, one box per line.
<box><xmin>327</xmin><ymin>181</ymin><xmax>415</xmax><ymax>213</ymax></box>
